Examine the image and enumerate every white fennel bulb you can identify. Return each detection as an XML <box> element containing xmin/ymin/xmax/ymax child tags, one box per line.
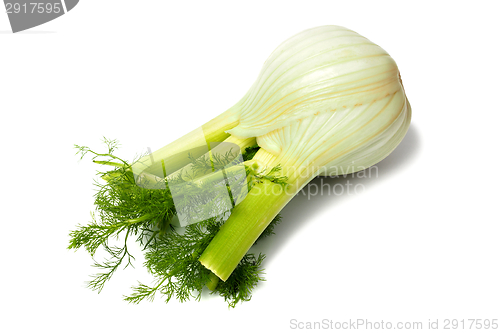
<box><xmin>223</xmin><ymin>25</ymin><xmax>410</xmax><ymax>178</ymax></box>
<box><xmin>198</xmin><ymin>25</ymin><xmax>411</xmax><ymax>280</ymax></box>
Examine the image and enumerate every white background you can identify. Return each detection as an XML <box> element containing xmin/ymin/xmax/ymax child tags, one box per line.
<box><xmin>1</xmin><ymin>1</ymin><xmax>499</xmax><ymax>332</ymax></box>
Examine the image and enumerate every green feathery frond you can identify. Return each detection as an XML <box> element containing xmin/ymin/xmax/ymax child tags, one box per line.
<box><xmin>71</xmin><ymin>139</ymin><xmax>283</xmax><ymax>306</ymax></box>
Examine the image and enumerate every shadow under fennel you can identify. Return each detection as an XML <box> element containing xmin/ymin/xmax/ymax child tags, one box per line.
<box><xmin>250</xmin><ymin>124</ymin><xmax>421</xmax><ymax>265</ymax></box>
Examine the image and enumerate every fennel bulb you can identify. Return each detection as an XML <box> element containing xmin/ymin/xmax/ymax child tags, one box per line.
<box><xmin>198</xmin><ymin>25</ymin><xmax>411</xmax><ymax>280</ymax></box>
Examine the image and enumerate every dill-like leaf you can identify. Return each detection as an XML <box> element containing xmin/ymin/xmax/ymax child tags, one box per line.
<box><xmin>125</xmin><ymin>217</ymin><xmax>269</xmax><ymax>307</ymax></box>
<box><xmin>69</xmin><ymin>141</ymin><xmax>176</xmax><ymax>291</ymax></box>
<box><xmin>215</xmin><ymin>253</ymin><xmax>266</xmax><ymax>308</ymax></box>
<box><xmin>71</xmin><ymin>140</ymin><xmax>284</xmax><ymax>306</ymax></box>
<box><xmin>242</xmin><ymin>144</ymin><xmax>260</xmax><ymax>161</ymax></box>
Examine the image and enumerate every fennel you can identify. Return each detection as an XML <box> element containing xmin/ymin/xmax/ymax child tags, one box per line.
<box><xmin>70</xmin><ymin>25</ymin><xmax>411</xmax><ymax>305</ymax></box>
